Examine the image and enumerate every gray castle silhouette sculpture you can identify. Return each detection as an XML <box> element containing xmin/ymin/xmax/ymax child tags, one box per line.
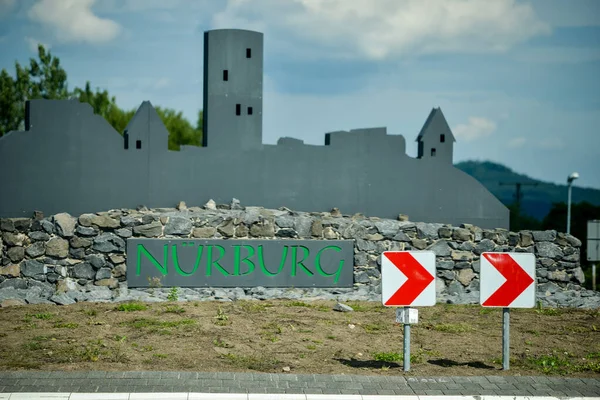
<box><xmin>0</xmin><ymin>29</ymin><xmax>509</xmax><ymax>229</ymax></box>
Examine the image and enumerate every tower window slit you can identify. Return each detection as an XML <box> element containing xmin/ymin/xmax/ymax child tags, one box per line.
<box><xmin>246</xmin><ymin>48</ymin><xmax>251</xmax><ymax>58</ymax></box>
<box><xmin>431</xmin><ymin>148</ymin><xmax>436</xmax><ymax>157</ymax></box>
<box><xmin>223</xmin><ymin>70</ymin><xmax>228</xmax><ymax>81</ymax></box>
<box><xmin>136</xmin><ymin>140</ymin><xmax>142</xmax><ymax>149</ymax></box>
<box><xmin>236</xmin><ymin>104</ymin><xmax>241</xmax><ymax>115</ymax></box>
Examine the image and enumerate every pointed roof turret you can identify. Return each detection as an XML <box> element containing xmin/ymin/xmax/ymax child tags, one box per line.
<box><xmin>416</xmin><ymin>107</ymin><xmax>456</xmax><ymax>143</ymax></box>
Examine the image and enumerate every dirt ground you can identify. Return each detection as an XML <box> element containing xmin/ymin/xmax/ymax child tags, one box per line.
<box><xmin>0</xmin><ymin>299</ymin><xmax>598</xmax><ymax>377</ymax></box>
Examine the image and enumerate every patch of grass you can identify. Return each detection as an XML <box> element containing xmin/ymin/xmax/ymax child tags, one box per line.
<box><xmin>536</xmin><ymin>308</ymin><xmax>562</xmax><ymax>316</ymax></box>
<box><xmin>162</xmin><ymin>305</ymin><xmax>185</xmax><ymax>314</ymax></box>
<box><xmin>213</xmin><ymin>338</ymin><xmax>234</xmax><ymax>348</ymax></box>
<box><xmin>113</xmin><ymin>335</ymin><xmax>127</xmax><ymax>343</ymax></box>
<box><xmin>222</xmin><ymin>353</ymin><xmax>283</xmax><ymax>372</ymax></box>
<box><xmin>167</xmin><ymin>287</ymin><xmax>179</xmax><ymax>302</ymax></box>
<box><xmin>53</xmin><ymin>322</ymin><xmax>79</xmax><ymax>329</ymax></box>
<box><xmin>479</xmin><ymin>308</ymin><xmax>494</xmax><ymax>315</ymax></box>
<box><xmin>79</xmin><ymin>340</ymin><xmax>105</xmax><ymax>362</ymax></box>
<box><xmin>373</xmin><ymin>351</ymin><xmax>402</xmax><ymax>363</ymax></box>
<box><xmin>364</xmin><ymin>323</ymin><xmax>389</xmax><ymax>333</ymax></box>
<box><xmin>306</xmin><ymin>344</ymin><xmax>317</xmax><ymax>350</ymax></box>
<box><xmin>116</xmin><ymin>302</ymin><xmax>148</xmax><ymax>312</ymax></box>
<box><xmin>23</xmin><ymin>341</ymin><xmax>43</xmax><ymax>351</ymax></box>
<box><xmin>285</xmin><ymin>301</ymin><xmax>314</xmax><ymax>308</ymax></box>
<box><xmin>82</xmin><ymin>309</ymin><xmax>97</xmax><ymax>317</ymax></box>
<box><xmin>326</xmin><ymin>335</ymin><xmax>337</xmax><ymax>340</ymax></box>
<box><xmin>121</xmin><ymin>318</ymin><xmax>196</xmax><ymax>329</ymax></box>
<box><xmin>239</xmin><ymin>301</ymin><xmax>273</xmax><ymax>313</ymax></box>
<box><xmin>214</xmin><ymin>307</ymin><xmax>230</xmax><ymax>326</ymax></box>
<box><xmin>433</xmin><ymin>323</ymin><xmax>473</xmax><ymax>333</ymax></box>
<box><xmin>153</xmin><ymin>353</ymin><xmax>168</xmax><ymax>359</ymax></box>
<box><xmin>31</xmin><ymin>313</ymin><xmax>54</xmax><ymax>320</ymax></box>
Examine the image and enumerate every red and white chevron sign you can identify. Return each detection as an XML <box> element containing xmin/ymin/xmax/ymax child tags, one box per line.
<box><xmin>381</xmin><ymin>251</ymin><xmax>436</xmax><ymax>307</ymax></box>
<box><xmin>480</xmin><ymin>252</ymin><xmax>536</xmax><ymax>308</ymax></box>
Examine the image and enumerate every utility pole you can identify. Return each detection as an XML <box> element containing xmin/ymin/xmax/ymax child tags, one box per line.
<box><xmin>499</xmin><ymin>182</ymin><xmax>539</xmax><ymax>214</ymax></box>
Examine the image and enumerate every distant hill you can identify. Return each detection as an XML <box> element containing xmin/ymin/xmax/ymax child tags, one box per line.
<box><xmin>455</xmin><ymin>160</ymin><xmax>600</xmax><ymax>221</ymax></box>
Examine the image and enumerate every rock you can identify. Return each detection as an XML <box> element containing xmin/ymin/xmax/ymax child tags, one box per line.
<box><xmin>7</xmin><ymin>247</ymin><xmax>25</xmax><ymax>263</ymax></box>
<box><xmin>436</xmin><ymin>278</ymin><xmax>446</xmax><ymax>295</ymax></box>
<box><xmin>235</xmin><ymin>224</ymin><xmax>249</xmax><ymax>238</ymax></box>
<box><xmin>411</xmin><ymin>238</ymin><xmax>428</xmax><ymax>250</ymax></box>
<box><xmin>74</xmin><ymin>263</ymin><xmax>96</xmax><ymax>280</ymax></box>
<box><xmin>56</xmin><ymin>278</ymin><xmax>78</xmax><ymax>293</ymax></box>
<box><xmin>29</xmin><ymin>231</ymin><xmax>50</xmax><ymax>241</ymax></box>
<box><xmin>323</xmin><ymin>227</ymin><xmax>337</xmax><ymax>239</ymax></box>
<box><xmin>25</xmin><ymin>242</ymin><xmax>46</xmax><ymax>258</ymax></box>
<box><xmin>76</xmin><ymin>225</ymin><xmax>98</xmax><ymax>237</ymax></box>
<box><xmin>446</xmin><ymin>281</ymin><xmax>465</xmax><ymax>296</ymax></box>
<box><xmin>3</xmin><ymin>232</ymin><xmax>26</xmax><ymax>246</ymax></box>
<box><xmin>0</xmin><ymin>219</ymin><xmax>15</xmax><ymax>232</ymax></box>
<box><xmin>121</xmin><ymin>215</ymin><xmax>141</xmax><ymax>227</ymax></box>
<box><xmin>548</xmin><ymin>270</ymin><xmax>569</xmax><ymax>282</ymax></box>
<box><xmin>333</xmin><ymin>302</ymin><xmax>353</xmax><ymax>312</ymax></box>
<box><xmin>520</xmin><ymin>231</ymin><xmax>533</xmax><ymax>247</ymax></box>
<box><xmin>365</xmin><ymin>233</ymin><xmax>384</xmax><ymax>241</ymax></box>
<box><xmin>115</xmin><ymin>228</ymin><xmax>132</xmax><ymax>238</ymax></box>
<box><xmin>427</xmin><ymin>240</ymin><xmax>451</xmax><ymax>257</ymax></box>
<box><xmin>21</xmin><ymin>260</ymin><xmax>46</xmax><ymax>278</ymax></box>
<box><xmin>0</xmin><ymin>264</ymin><xmax>20</xmax><ymax>277</ymax></box>
<box><xmin>438</xmin><ymin>226</ymin><xmax>452</xmax><ymax>238</ymax></box>
<box><xmin>398</xmin><ymin>214</ymin><xmax>409</xmax><ymax>222</ymax></box>
<box><xmin>438</xmin><ymin>270</ymin><xmax>455</xmax><ymax>280</ymax></box>
<box><xmin>311</xmin><ymin>220</ymin><xmax>324</xmax><ymax>237</ymax></box>
<box><xmin>70</xmin><ymin>237</ymin><xmax>92</xmax><ymax>249</ymax></box>
<box><xmin>93</xmin><ymin>233</ymin><xmax>125</xmax><ymax>253</ymax></box>
<box><xmin>204</xmin><ymin>199</ymin><xmax>217</xmax><ymax>210</ymax></box>
<box><xmin>330</xmin><ymin>207</ymin><xmax>341</xmax><ymax>217</ymax></box>
<box><xmin>282</xmin><ymin>366</ymin><xmax>291</xmax><ymax>372</ymax></box>
<box><xmin>1</xmin><ymin>298</ymin><xmax>26</xmax><ymax>307</ymax></box>
<box><xmin>164</xmin><ymin>216</ymin><xmax>192</xmax><ymax>236</ymax></box>
<box><xmin>86</xmin><ymin>254</ymin><xmax>106</xmax><ymax>269</ymax></box>
<box><xmin>45</xmin><ymin>237</ymin><xmax>69</xmax><ymax>258</ymax></box>
<box><xmin>457</xmin><ymin>269</ymin><xmax>476</xmax><ymax>286</ymax></box>
<box><xmin>535</xmin><ymin>242</ymin><xmax>564</xmax><ymax>259</ymax></box>
<box><xmin>95</xmin><ymin>268</ymin><xmax>112</xmax><ymax>280</ymax></box>
<box><xmin>354</xmin><ymin>271</ymin><xmax>370</xmax><ymax>284</ymax></box>
<box><xmin>458</xmin><ymin>241</ymin><xmax>475</xmax><ymax>251</ymax></box>
<box><xmin>416</xmin><ymin>222</ymin><xmax>441</xmax><ymax>239</ymax></box>
<box><xmin>250</xmin><ymin>222</ymin><xmax>275</xmax><ymax>237</ymax></box>
<box><xmin>192</xmin><ymin>227</ymin><xmax>216</xmax><ymax>238</ymax></box>
<box><xmin>451</xmin><ymin>251</ymin><xmax>473</xmax><ymax>261</ymax></box>
<box><xmin>231</xmin><ymin>198</ymin><xmax>243</xmax><ymax>210</ymax></box>
<box><xmin>90</xmin><ymin>215</ymin><xmax>120</xmax><ymax>229</ymax></box>
<box><xmin>393</xmin><ymin>231</ymin><xmax>411</xmax><ymax>242</ymax></box>
<box><xmin>112</xmin><ymin>264</ymin><xmax>126</xmax><ymax>278</ymax></box>
<box><xmin>217</xmin><ymin>220</ymin><xmax>236</xmax><ymax>237</ymax></box>
<box><xmin>375</xmin><ymin>220</ymin><xmax>400</xmax><ymax>238</ymax></box>
<box><xmin>438</xmin><ymin>260</ymin><xmax>455</xmax><ymax>270</ymax></box>
<box><xmin>472</xmin><ymin>259</ymin><xmax>480</xmax><ymax>273</ymax></box>
<box><xmin>532</xmin><ymin>230</ymin><xmax>557</xmax><ymax>242</ymax></box>
<box><xmin>53</xmin><ymin>213</ymin><xmax>77</xmax><ymax>237</ymax></box>
<box><xmin>571</xmin><ymin>267</ymin><xmax>585</xmax><ymax>284</ymax></box>
<box><xmin>133</xmin><ymin>221</ymin><xmax>163</xmax><ymax>238</ymax></box>
<box><xmin>452</xmin><ymin>228</ymin><xmax>472</xmax><ymax>241</ymax></box>
<box><xmin>276</xmin><ymin>228</ymin><xmax>298</xmax><ymax>238</ymax></box>
<box><xmin>275</xmin><ymin>215</ymin><xmax>295</xmax><ymax>229</ymax></box>
<box><xmin>109</xmin><ymin>254</ymin><xmax>125</xmax><ymax>264</ymax></box>
<box><xmin>95</xmin><ymin>278</ymin><xmax>119</xmax><ymax>289</ymax></box>
<box><xmin>50</xmin><ymin>294</ymin><xmax>76</xmax><ymax>305</ymax></box>
<box><xmin>475</xmin><ymin>239</ymin><xmax>496</xmax><ymax>255</ymax></box>
<box><xmin>0</xmin><ymin>278</ymin><xmax>27</xmax><ymax>289</ymax></box>
<box><xmin>176</xmin><ymin>201</ymin><xmax>187</xmax><ymax>211</ymax></box>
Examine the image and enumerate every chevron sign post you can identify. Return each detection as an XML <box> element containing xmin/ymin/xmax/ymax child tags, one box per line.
<box><xmin>381</xmin><ymin>251</ymin><xmax>436</xmax><ymax>371</ymax></box>
<box><xmin>480</xmin><ymin>252</ymin><xmax>536</xmax><ymax>371</ymax></box>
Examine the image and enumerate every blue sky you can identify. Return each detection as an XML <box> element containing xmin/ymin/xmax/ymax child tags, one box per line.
<box><xmin>1</xmin><ymin>0</ymin><xmax>599</xmax><ymax>189</ymax></box>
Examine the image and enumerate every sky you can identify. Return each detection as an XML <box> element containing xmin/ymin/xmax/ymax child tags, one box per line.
<box><xmin>1</xmin><ymin>0</ymin><xmax>599</xmax><ymax>189</ymax></box>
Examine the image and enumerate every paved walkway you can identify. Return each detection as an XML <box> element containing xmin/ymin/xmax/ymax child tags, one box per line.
<box><xmin>1</xmin><ymin>371</ymin><xmax>599</xmax><ymax>398</ymax></box>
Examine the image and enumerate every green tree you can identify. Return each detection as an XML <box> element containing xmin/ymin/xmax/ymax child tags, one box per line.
<box><xmin>0</xmin><ymin>44</ymin><xmax>203</xmax><ymax>150</ymax></box>
<box><xmin>0</xmin><ymin>44</ymin><xmax>69</xmax><ymax>136</ymax></box>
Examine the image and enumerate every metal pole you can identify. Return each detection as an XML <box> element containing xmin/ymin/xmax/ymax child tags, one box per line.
<box><xmin>403</xmin><ymin>306</ymin><xmax>410</xmax><ymax>372</ymax></box>
<box><xmin>503</xmin><ymin>307</ymin><xmax>510</xmax><ymax>370</ymax></box>
<box><xmin>567</xmin><ymin>183</ymin><xmax>572</xmax><ymax>234</ymax></box>
<box><xmin>593</xmin><ymin>264</ymin><xmax>597</xmax><ymax>291</ymax></box>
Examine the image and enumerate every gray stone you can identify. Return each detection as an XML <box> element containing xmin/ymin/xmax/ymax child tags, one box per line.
<box><xmin>355</xmin><ymin>239</ymin><xmax>375</xmax><ymax>252</ymax></box>
<box><xmin>250</xmin><ymin>222</ymin><xmax>275</xmax><ymax>237</ymax></box>
<box><xmin>474</xmin><ymin>239</ymin><xmax>496</xmax><ymax>254</ymax></box>
<box><xmin>438</xmin><ymin>270</ymin><xmax>455</xmax><ymax>280</ymax></box>
<box><xmin>192</xmin><ymin>227</ymin><xmax>216</xmax><ymax>238</ymax></box>
<box><xmin>21</xmin><ymin>260</ymin><xmax>46</xmax><ymax>278</ymax></box>
<box><xmin>0</xmin><ymin>219</ymin><xmax>15</xmax><ymax>232</ymax></box>
<box><xmin>451</xmin><ymin>250</ymin><xmax>472</xmax><ymax>261</ymax></box>
<box><xmin>28</xmin><ymin>280</ymin><xmax>55</xmax><ymax>298</ymax></box>
<box><xmin>375</xmin><ymin>220</ymin><xmax>400</xmax><ymax>238</ymax></box>
<box><xmin>204</xmin><ymin>199</ymin><xmax>217</xmax><ymax>210</ymax></box>
<box><xmin>392</xmin><ymin>231</ymin><xmax>411</xmax><ymax>242</ymax></box>
<box><xmin>7</xmin><ymin>246</ymin><xmax>25</xmax><ymax>263</ymax></box>
<box><xmin>230</xmin><ymin>198</ymin><xmax>243</xmax><ymax>210</ymax></box>
<box><xmin>342</xmin><ymin>223</ymin><xmax>367</xmax><ymax>240</ymax></box>
<box><xmin>520</xmin><ymin>231</ymin><xmax>533</xmax><ymax>247</ymax></box>
<box><xmin>25</xmin><ymin>241</ymin><xmax>46</xmax><ymax>258</ymax></box>
<box><xmin>133</xmin><ymin>221</ymin><xmax>163</xmax><ymax>237</ymax></box>
<box><xmin>217</xmin><ymin>219</ymin><xmax>236</xmax><ymax>237</ymax></box>
<box><xmin>323</xmin><ymin>227</ymin><xmax>337</xmax><ymax>239</ymax></box>
<box><xmin>571</xmin><ymin>267</ymin><xmax>585</xmax><ymax>284</ymax></box>
<box><xmin>53</xmin><ymin>213</ymin><xmax>77</xmax><ymax>237</ymax></box>
<box><xmin>95</xmin><ymin>278</ymin><xmax>119</xmax><ymax>289</ymax></box>
<box><xmin>95</xmin><ymin>268</ymin><xmax>112</xmax><ymax>280</ymax></box>
<box><xmin>29</xmin><ymin>231</ymin><xmax>50</xmax><ymax>241</ymax></box>
<box><xmin>0</xmin><ymin>278</ymin><xmax>27</xmax><ymax>290</ymax></box>
<box><xmin>40</xmin><ymin>219</ymin><xmax>55</xmax><ymax>234</ymax></box>
<box><xmin>1</xmin><ymin>298</ymin><xmax>27</xmax><ymax>307</ymax></box>
<box><xmin>454</xmin><ymin>262</ymin><xmax>471</xmax><ymax>269</ymax></box>
<box><xmin>0</xmin><ymin>264</ymin><xmax>20</xmax><ymax>277</ymax></box>
<box><xmin>366</xmin><ymin>268</ymin><xmax>381</xmax><ymax>279</ymax></box>
<box><xmin>2</xmin><ymin>232</ymin><xmax>25</xmax><ymax>246</ymax></box>
<box><xmin>427</xmin><ymin>240</ymin><xmax>451</xmax><ymax>257</ymax></box>
<box><xmin>276</xmin><ymin>228</ymin><xmax>298</xmax><ymax>238</ymax></box>
<box><xmin>457</xmin><ymin>269</ymin><xmax>476</xmax><ymax>286</ymax></box>
<box><xmin>508</xmin><ymin>232</ymin><xmax>519</xmax><ymax>246</ymax></box>
<box><xmin>89</xmin><ymin>214</ymin><xmax>120</xmax><ymax>229</ymax></box>
<box><xmin>120</xmin><ymin>215</ymin><xmax>141</xmax><ymax>227</ymax></box>
<box><xmin>535</xmin><ymin>242</ymin><xmax>564</xmax><ymax>259</ymax></box>
<box><xmin>45</xmin><ymin>237</ymin><xmax>69</xmax><ymax>258</ymax></box>
<box><xmin>435</xmin><ymin>278</ymin><xmax>446</xmax><ymax>295</ymax></box>
<box><xmin>115</xmin><ymin>228</ymin><xmax>132</xmax><ymax>238</ymax></box>
<box><xmin>438</xmin><ymin>226</ymin><xmax>452</xmax><ymax>238</ymax></box>
<box><xmin>411</xmin><ymin>238</ymin><xmax>428</xmax><ymax>250</ymax></box>
<box><xmin>532</xmin><ymin>230</ymin><xmax>557</xmax><ymax>242</ymax></box>
<box><xmin>472</xmin><ymin>259</ymin><xmax>480</xmax><ymax>273</ymax></box>
<box><xmin>354</xmin><ymin>252</ymin><xmax>368</xmax><ymax>266</ymax></box>
<box><xmin>333</xmin><ymin>302</ymin><xmax>353</xmax><ymax>312</ymax></box>
<box><xmin>438</xmin><ymin>260</ymin><xmax>455</xmax><ymax>270</ymax></box>
<box><xmin>416</xmin><ymin>222</ymin><xmax>441</xmax><ymax>239</ymax></box>
<box><xmin>548</xmin><ymin>270</ymin><xmax>569</xmax><ymax>282</ymax></box>
<box><xmin>86</xmin><ymin>254</ymin><xmax>106</xmax><ymax>269</ymax></box>
<box><xmin>50</xmin><ymin>293</ymin><xmax>76</xmax><ymax>305</ymax></box>
<box><xmin>70</xmin><ymin>236</ymin><xmax>92</xmax><ymax>248</ymax></box>
<box><xmin>275</xmin><ymin>215</ymin><xmax>295</xmax><ymax>229</ymax></box>
<box><xmin>74</xmin><ymin>262</ymin><xmax>96</xmax><ymax>280</ymax></box>
<box><xmin>447</xmin><ymin>281</ymin><xmax>465</xmax><ymax>296</ymax></box>
<box><xmin>69</xmin><ymin>247</ymin><xmax>85</xmax><ymax>259</ymax></box>
<box><xmin>354</xmin><ymin>271</ymin><xmax>370</xmax><ymax>284</ymax></box>
<box><xmin>76</xmin><ymin>225</ymin><xmax>98</xmax><ymax>236</ymax></box>
<box><xmin>452</xmin><ymin>228</ymin><xmax>472</xmax><ymax>241</ymax></box>
<box><xmin>458</xmin><ymin>241</ymin><xmax>475</xmax><ymax>251</ymax></box>
<box><xmin>93</xmin><ymin>233</ymin><xmax>125</xmax><ymax>253</ymax></box>
<box><xmin>164</xmin><ymin>216</ymin><xmax>192</xmax><ymax>235</ymax></box>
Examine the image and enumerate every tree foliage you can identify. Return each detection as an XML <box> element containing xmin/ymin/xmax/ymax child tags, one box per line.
<box><xmin>0</xmin><ymin>44</ymin><xmax>202</xmax><ymax>150</ymax></box>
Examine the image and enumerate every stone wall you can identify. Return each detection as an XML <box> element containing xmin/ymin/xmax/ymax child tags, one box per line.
<box><xmin>0</xmin><ymin>200</ymin><xmax>598</xmax><ymax>308</ymax></box>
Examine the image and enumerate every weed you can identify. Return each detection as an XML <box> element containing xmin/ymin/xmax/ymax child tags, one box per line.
<box><xmin>116</xmin><ymin>302</ymin><xmax>148</xmax><ymax>312</ymax></box>
<box><xmin>23</xmin><ymin>341</ymin><xmax>43</xmax><ymax>351</ymax></box>
<box><xmin>142</xmin><ymin>345</ymin><xmax>154</xmax><ymax>352</ymax></box>
<box><xmin>479</xmin><ymin>308</ymin><xmax>493</xmax><ymax>315</ymax></box>
<box><xmin>82</xmin><ymin>309</ymin><xmax>97</xmax><ymax>317</ymax></box>
<box><xmin>31</xmin><ymin>313</ymin><xmax>54</xmax><ymax>320</ymax></box>
<box><xmin>326</xmin><ymin>335</ymin><xmax>337</xmax><ymax>340</ymax></box>
<box><xmin>162</xmin><ymin>305</ymin><xmax>185</xmax><ymax>314</ymax></box>
<box><xmin>214</xmin><ymin>307</ymin><xmax>230</xmax><ymax>326</ymax></box>
<box><xmin>167</xmin><ymin>287</ymin><xmax>179</xmax><ymax>302</ymax></box>
<box><xmin>113</xmin><ymin>335</ymin><xmax>127</xmax><ymax>342</ymax></box>
<box><xmin>306</xmin><ymin>345</ymin><xmax>317</xmax><ymax>350</ymax></box>
<box><xmin>373</xmin><ymin>351</ymin><xmax>402</xmax><ymax>363</ymax></box>
<box><xmin>536</xmin><ymin>308</ymin><xmax>562</xmax><ymax>316</ymax></box>
<box><xmin>153</xmin><ymin>353</ymin><xmax>168</xmax><ymax>359</ymax></box>
<box><xmin>433</xmin><ymin>323</ymin><xmax>473</xmax><ymax>333</ymax></box>
<box><xmin>80</xmin><ymin>340</ymin><xmax>105</xmax><ymax>362</ymax></box>
<box><xmin>239</xmin><ymin>301</ymin><xmax>272</xmax><ymax>313</ymax></box>
<box><xmin>213</xmin><ymin>338</ymin><xmax>234</xmax><ymax>348</ymax></box>
<box><xmin>53</xmin><ymin>322</ymin><xmax>79</xmax><ymax>329</ymax></box>
<box><xmin>121</xmin><ymin>318</ymin><xmax>196</xmax><ymax>329</ymax></box>
<box><xmin>285</xmin><ymin>301</ymin><xmax>314</xmax><ymax>308</ymax></box>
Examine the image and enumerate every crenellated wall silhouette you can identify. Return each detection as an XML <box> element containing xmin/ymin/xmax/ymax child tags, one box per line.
<box><xmin>0</xmin><ymin>29</ymin><xmax>508</xmax><ymax>229</ymax></box>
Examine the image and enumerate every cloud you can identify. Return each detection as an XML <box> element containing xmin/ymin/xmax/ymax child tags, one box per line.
<box><xmin>212</xmin><ymin>0</ymin><xmax>551</xmax><ymax>60</ymax></box>
<box><xmin>25</xmin><ymin>36</ymin><xmax>51</xmax><ymax>53</ymax></box>
<box><xmin>0</xmin><ymin>0</ymin><xmax>15</xmax><ymax>17</ymax></box>
<box><xmin>453</xmin><ymin>117</ymin><xmax>497</xmax><ymax>142</ymax></box>
<box><xmin>508</xmin><ymin>137</ymin><xmax>527</xmax><ymax>148</ymax></box>
<box><xmin>28</xmin><ymin>0</ymin><xmax>121</xmax><ymax>44</ymax></box>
